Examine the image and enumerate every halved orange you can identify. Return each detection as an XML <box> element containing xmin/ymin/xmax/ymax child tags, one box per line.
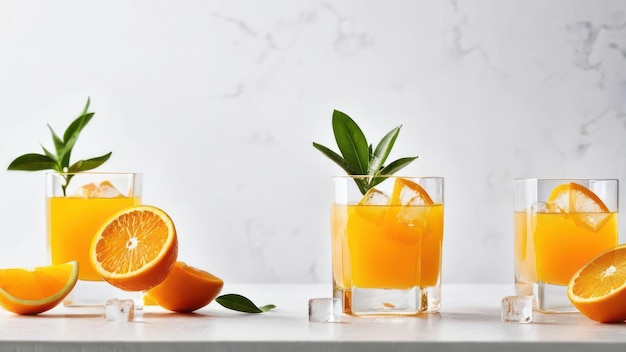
<box><xmin>0</xmin><ymin>261</ymin><xmax>78</xmax><ymax>315</ymax></box>
<box><xmin>146</xmin><ymin>261</ymin><xmax>224</xmax><ymax>312</ymax></box>
<box><xmin>547</xmin><ymin>182</ymin><xmax>610</xmax><ymax>231</ymax></box>
<box><xmin>390</xmin><ymin>178</ymin><xmax>434</xmax><ymax>206</ymax></box>
<box><xmin>90</xmin><ymin>205</ymin><xmax>178</xmax><ymax>292</ymax></box>
<box><xmin>568</xmin><ymin>244</ymin><xmax>626</xmax><ymax>322</ymax></box>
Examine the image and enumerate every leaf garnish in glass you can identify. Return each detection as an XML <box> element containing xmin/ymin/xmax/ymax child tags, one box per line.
<box><xmin>7</xmin><ymin>98</ymin><xmax>112</xmax><ymax>195</ymax></box>
<box><xmin>313</xmin><ymin>110</ymin><xmax>418</xmax><ymax>195</ymax></box>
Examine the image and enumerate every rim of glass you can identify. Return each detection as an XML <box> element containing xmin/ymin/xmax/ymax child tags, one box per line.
<box><xmin>332</xmin><ymin>175</ymin><xmax>443</xmax><ymax>180</ymax></box>
<box><xmin>45</xmin><ymin>171</ymin><xmax>142</xmax><ymax>175</ymax></box>
<box><xmin>514</xmin><ymin>178</ymin><xmax>618</xmax><ymax>182</ymax></box>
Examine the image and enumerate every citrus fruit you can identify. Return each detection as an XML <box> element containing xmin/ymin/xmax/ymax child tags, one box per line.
<box><xmin>390</xmin><ymin>178</ymin><xmax>434</xmax><ymax>206</ymax></box>
<box><xmin>90</xmin><ymin>205</ymin><xmax>178</xmax><ymax>291</ymax></box>
<box><xmin>143</xmin><ymin>291</ymin><xmax>159</xmax><ymax>306</ymax></box>
<box><xmin>547</xmin><ymin>182</ymin><xmax>610</xmax><ymax>231</ymax></box>
<box><xmin>0</xmin><ymin>261</ymin><xmax>78</xmax><ymax>315</ymax></box>
<box><xmin>568</xmin><ymin>244</ymin><xmax>626</xmax><ymax>322</ymax></box>
<box><xmin>146</xmin><ymin>261</ymin><xmax>224</xmax><ymax>312</ymax></box>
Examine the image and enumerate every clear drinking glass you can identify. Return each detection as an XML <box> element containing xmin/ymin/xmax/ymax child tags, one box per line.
<box><xmin>514</xmin><ymin>178</ymin><xmax>618</xmax><ymax>312</ymax></box>
<box><xmin>46</xmin><ymin>172</ymin><xmax>142</xmax><ymax>306</ymax></box>
<box><xmin>331</xmin><ymin>176</ymin><xmax>444</xmax><ymax>315</ymax></box>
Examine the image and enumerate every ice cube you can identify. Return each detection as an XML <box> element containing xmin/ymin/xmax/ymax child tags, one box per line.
<box><xmin>76</xmin><ymin>181</ymin><xmax>123</xmax><ymax>198</ymax></box>
<box><xmin>105</xmin><ymin>298</ymin><xmax>135</xmax><ymax>322</ymax></box>
<box><xmin>308</xmin><ymin>298</ymin><xmax>342</xmax><ymax>323</ymax></box>
<box><xmin>359</xmin><ymin>188</ymin><xmax>389</xmax><ymax>205</ymax></box>
<box><xmin>501</xmin><ymin>295</ymin><xmax>532</xmax><ymax>323</ymax></box>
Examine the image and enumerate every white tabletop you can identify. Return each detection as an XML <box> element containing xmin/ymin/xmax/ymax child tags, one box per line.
<box><xmin>0</xmin><ymin>283</ymin><xmax>622</xmax><ymax>352</ymax></box>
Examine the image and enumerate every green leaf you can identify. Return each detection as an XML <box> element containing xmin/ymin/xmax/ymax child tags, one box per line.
<box><xmin>7</xmin><ymin>153</ymin><xmax>57</xmax><ymax>171</ymax></box>
<box><xmin>63</xmin><ymin>98</ymin><xmax>91</xmax><ymax>145</ymax></box>
<box><xmin>63</xmin><ymin>112</ymin><xmax>93</xmax><ymax>151</ymax></box>
<box><xmin>215</xmin><ymin>294</ymin><xmax>276</xmax><ymax>314</ymax></box>
<box><xmin>379</xmin><ymin>156</ymin><xmax>419</xmax><ymax>176</ymax></box>
<box><xmin>313</xmin><ymin>110</ymin><xmax>419</xmax><ymax>194</ymax></box>
<box><xmin>61</xmin><ymin>111</ymin><xmax>94</xmax><ymax>168</ymax></box>
<box><xmin>41</xmin><ymin>144</ymin><xmax>58</xmax><ymax>162</ymax></box>
<box><xmin>332</xmin><ymin>110</ymin><xmax>369</xmax><ymax>175</ymax></box>
<box><xmin>68</xmin><ymin>152</ymin><xmax>112</xmax><ymax>173</ymax></box>
<box><xmin>7</xmin><ymin>98</ymin><xmax>112</xmax><ymax>193</ymax></box>
<box><xmin>312</xmin><ymin>142</ymin><xmax>356</xmax><ymax>175</ymax></box>
<box><xmin>312</xmin><ymin>142</ymin><xmax>371</xmax><ymax>194</ymax></box>
<box><xmin>369</xmin><ymin>126</ymin><xmax>400</xmax><ymax>176</ymax></box>
<box><xmin>47</xmin><ymin>124</ymin><xmax>65</xmax><ymax>161</ymax></box>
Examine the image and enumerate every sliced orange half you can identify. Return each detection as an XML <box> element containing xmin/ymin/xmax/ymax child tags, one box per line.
<box><xmin>0</xmin><ymin>261</ymin><xmax>78</xmax><ymax>315</ymax></box>
<box><xmin>568</xmin><ymin>244</ymin><xmax>626</xmax><ymax>322</ymax></box>
<box><xmin>146</xmin><ymin>261</ymin><xmax>224</xmax><ymax>312</ymax></box>
<box><xmin>390</xmin><ymin>178</ymin><xmax>434</xmax><ymax>206</ymax></box>
<box><xmin>547</xmin><ymin>182</ymin><xmax>610</xmax><ymax>231</ymax></box>
<box><xmin>90</xmin><ymin>205</ymin><xmax>178</xmax><ymax>292</ymax></box>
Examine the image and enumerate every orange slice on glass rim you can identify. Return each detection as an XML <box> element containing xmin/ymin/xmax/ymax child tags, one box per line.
<box><xmin>547</xmin><ymin>182</ymin><xmax>610</xmax><ymax>231</ymax></box>
<box><xmin>568</xmin><ymin>244</ymin><xmax>626</xmax><ymax>322</ymax></box>
<box><xmin>0</xmin><ymin>261</ymin><xmax>78</xmax><ymax>315</ymax></box>
<box><xmin>390</xmin><ymin>178</ymin><xmax>434</xmax><ymax>206</ymax></box>
<box><xmin>90</xmin><ymin>205</ymin><xmax>178</xmax><ymax>291</ymax></box>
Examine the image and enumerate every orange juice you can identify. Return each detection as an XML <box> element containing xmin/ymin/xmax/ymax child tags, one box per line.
<box><xmin>48</xmin><ymin>196</ymin><xmax>140</xmax><ymax>281</ymax></box>
<box><xmin>331</xmin><ymin>203</ymin><xmax>444</xmax><ymax>295</ymax></box>
<box><xmin>514</xmin><ymin>211</ymin><xmax>618</xmax><ymax>286</ymax></box>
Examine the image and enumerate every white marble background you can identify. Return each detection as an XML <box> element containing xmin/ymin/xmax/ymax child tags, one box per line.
<box><xmin>0</xmin><ymin>0</ymin><xmax>625</xmax><ymax>285</ymax></box>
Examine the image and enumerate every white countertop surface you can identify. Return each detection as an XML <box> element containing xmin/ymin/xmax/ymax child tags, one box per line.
<box><xmin>0</xmin><ymin>283</ymin><xmax>622</xmax><ymax>352</ymax></box>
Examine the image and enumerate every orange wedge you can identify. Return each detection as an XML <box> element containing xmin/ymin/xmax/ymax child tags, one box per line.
<box><xmin>547</xmin><ymin>182</ymin><xmax>610</xmax><ymax>231</ymax></box>
<box><xmin>146</xmin><ymin>261</ymin><xmax>224</xmax><ymax>312</ymax></box>
<box><xmin>568</xmin><ymin>244</ymin><xmax>626</xmax><ymax>322</ymax></box>
<box><xmin>390</xmin><ymin>178</ymin><xmax>434</xmax><ymax>206</ymax></box>
<box><xmin>0</xmin><ymin>261</ymin><xmax>78</xmax><ymax>315</ymax></box>
<box><xmin>90</xmin><ymin>205</ymin><xmax>178</xmax><ymax>291</ymax></box>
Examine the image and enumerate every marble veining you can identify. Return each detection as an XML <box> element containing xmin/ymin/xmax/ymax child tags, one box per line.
<box><xmin>0</xmin><ymin>1</ymin><xmax>625</xmax><ymax>285</ymax></box>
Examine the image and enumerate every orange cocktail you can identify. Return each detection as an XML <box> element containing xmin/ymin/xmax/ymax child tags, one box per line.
<box><xmin>48</xmin><ymin>196</ymin><xmax>140</xmax><ymax>280</ymax></box>
<box><xmin>46</xmin><ymin>173</ymin><xmax>142</xmax><ymax>284</ymax></box>
<box><xmin>513</xmin><ymin>179</ymin><xmax>618</xmax><ymax>312</ymax></box>
<box><xmin>332</xmin><ymin>176</ymin><xmax>444</xmax><ymax>316</ymax></box>
<box><xmin>515</xmin><ymin>211</ymin><xmax>617</xmax><ymax>286</ymax></box>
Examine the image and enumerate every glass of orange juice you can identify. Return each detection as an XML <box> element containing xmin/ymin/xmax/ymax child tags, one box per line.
<box><xmin>514</xmin><ymin>178</ymin><xmax>618</xmax><ymax>312</ymax></box>
<box><xmin>331</xmin><ymin>176</ymin><xmax>444</xmax><ymax>316</ymax></box>
<box><xmin>46</xmin><ymin>172</ymin><xmax>142</xmax><ymax>306</ymax></box>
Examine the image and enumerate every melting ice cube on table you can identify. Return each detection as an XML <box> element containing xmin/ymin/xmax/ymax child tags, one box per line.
<box><xmin>501</xmin><ymin>296</ymin><xmax>532</xmax><ymax>323</ymax></box>
<box><xmin>76</xmin><ymin>181</ymin><xmax>123</xmax><ymax>198</ymax></box>
<box><xmin>308</xmin><ymin>298</ymin><xmax>342</xmax><ymax>323</ymax></box>
<box><xmin>105</xmin><ymin>298</ymin><xmax>135</xmax><ymax>322</ymax></box>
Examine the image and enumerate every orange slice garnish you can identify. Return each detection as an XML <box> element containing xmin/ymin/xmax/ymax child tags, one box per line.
<box><xmin>568</xmin><ymin>244</ymin><xmax>626</xmax><ymax>322</ymax></box>
<box><xmin>547</xmin><ymin>182</ymin><xmax>610</xmax><ymax>231</ymax></box>
<box><xmin>90</xmin><ymin>205</ymin><xmax>178</xmax><ymax>291</ymax></box>
<box><xmin>0</xmin><ymin>261</ymin><xmax>78</xmax><ymax>315</ymax></box>
<box><xmin>390</xmin><ymin>178</ymin><xmax>434</xmax><ymax>206</ymax></box>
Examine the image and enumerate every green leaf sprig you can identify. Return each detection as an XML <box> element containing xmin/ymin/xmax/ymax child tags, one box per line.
<box><xmin>216</xmin><ymin>293</ymin><xmax>276</xmax><ymax>313</ymax></box>
<box><xmin>7</xmin><ymin>98</ymin><xmax>112</xmax><ymax>195</ymax></box>
<box><xmin>313</xmin><ymin>110</ymin><xmax>418</xmax><ymax>195</ymax></box>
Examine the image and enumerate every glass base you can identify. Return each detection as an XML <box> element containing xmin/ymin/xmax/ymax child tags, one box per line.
<box><xmin>537</xmin><ymin>282</ymin><xmax>576</xmax><ymax>313</ymax></box>
<box><xmin>515</xmin><ymin>278</ymin><xmax>533</xmax><ymax>297</ymax></box>
<box><xmin>335</xmin><ymin>285</ymin><xmax>440</xmax><ymax>316</ymax></box>
<box><xmin>64</xmin><ymin>280</ymin><xmax>144</xmax><ymax>308</ymax></box>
